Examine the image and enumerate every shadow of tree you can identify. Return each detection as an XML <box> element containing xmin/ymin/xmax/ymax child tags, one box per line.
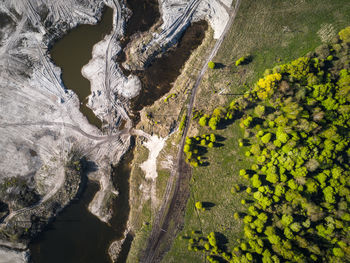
<box><xmin>202</xmin><ymin>202</ymin><xmax>215</xmax><ymax>210</ymax></box>
<box><xmin>214</xmin><ymin>62</ymin><xmax>226</xmax><ymax>69</ymax></box>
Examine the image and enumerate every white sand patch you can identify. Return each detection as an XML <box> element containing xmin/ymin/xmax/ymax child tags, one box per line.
<box><xmin>82</xmin><ymin>34</ymin><xmax>141</xmax><ymax>122</ymax></box>
<box><xmin>160</xmin><ymin>0</ymin><xmax>233</xmax><ymax>40</ymax></box>
<box><xmin>88</xmin><ymin>172</ymin><xmax>118</xmax><ymax>223</ymax></box>
<box><xmin>0</xmin><ymin>248</ymin><xmax>28</xmax><ymax>263</ymax></box>
<box><xmin>140</xmin><ymin>135</ymin><xmax>167</xmax><ymax>180</ymax></box>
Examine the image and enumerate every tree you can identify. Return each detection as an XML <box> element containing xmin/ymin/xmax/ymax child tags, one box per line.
<box><xmin>323</xmin><ymin>186</ymin><xmax>336</xmax><ymax>203</ymax></box>
<box><xmin>184</xmin><ymin>144</ymin><xmax>190</xmax><ymax>153</ymax></box>
<box><xmin>276</xmin><ymin>128</ymin><xmax>289</xmax><ymax>143</ymax></box>
<box><xmin>209</xmin><ymin>116</ymin><xmax>220</xmax><ymax>130</ymax></box>
<box><xmin>208</xmin><ymin>232</ymin><xmax>217</xmax><ymax>247</ymax></box>
<box><xmin>290</xmin><ymin>222</ymin><xmax>301</xmax><ymax>232</ymax></box>
<box><xmin>195</xmin><ymin>201</ymin><xmax>204</xmax><ymax>211</ymax></box>
<box><xmin>251</xmin><ymin>174</ymin><xmax>262</xmax><ymax>188</ymax></box>
<box><xmin>208</xmin><ymin>61</ymin><xmax>216</xmax><ymax>69</ymax></box>
<box><xmin>261</xmin><ymin>133</ymin><xmax>272</xmax><ymax>144</ymax></box>
<box><xmin>236</xmin><ymin>55</ymin><xmax>250</xmax><ymax>66</ymax></box>
<box><xmin>284</xmin><ymin>227</ymin><xmax>294</xmax><ymax>239</ymax></box>
<box><xmin>339</xmin><ymin>26</ymin><xmax>350</xmax><ymax>43</ymax></box>
<box><xmin>281</xmin><ymin>214</ymin><xmax>293</xmax><ymax>226</ymax></box>
<box><xmin>246</xmin><ymin>187</ymin><xmax>252</xmax><ymax>194</ymax></box>
<box><xmin>199</xmin><ymin>116</ymin><xmax>208</xmax><ymax>126</ymax></box>
<box><xmin>266</xmin><ymin>168</ymin><xmax>279</xmax><ymax>184</ymax></box>
<box><xmin>255</xmin><ymin>105</ymin><xmax>265</xmax><ymax>117</ymax></box>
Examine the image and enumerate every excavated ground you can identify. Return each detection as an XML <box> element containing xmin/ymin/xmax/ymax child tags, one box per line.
<box><xmin>0</xmin><ymin>0</ymin><xmax>233</xmax><ymax>262</ymax></box>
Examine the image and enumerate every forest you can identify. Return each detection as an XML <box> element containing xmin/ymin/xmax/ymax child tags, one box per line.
<box><xmin>182</xmin><ymin>26</ymin><xmax>350</xmax><ymax>262</ymax></box>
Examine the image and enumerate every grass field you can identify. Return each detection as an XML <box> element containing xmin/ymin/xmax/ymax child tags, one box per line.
<box><xmin>163</xmin><ymin>0</ymin><xmax>350</xmax><ymax>262</ymax></box>
<box><xmin>195</xmin><ymin>0</ymin><xmax>350</xmax><ymax>113</ymax></box>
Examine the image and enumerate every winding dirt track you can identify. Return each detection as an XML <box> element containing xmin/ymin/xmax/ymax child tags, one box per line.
<box><xmin>139</xmin><ymin>1</ymin><xmax>241</xmax><ymax>262</ymax></box>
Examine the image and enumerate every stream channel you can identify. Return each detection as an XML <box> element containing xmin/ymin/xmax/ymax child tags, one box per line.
<box><xmin>29</xmin><ymin>0</ymin><xmax>207</xmax><ymax>262</ymax></box>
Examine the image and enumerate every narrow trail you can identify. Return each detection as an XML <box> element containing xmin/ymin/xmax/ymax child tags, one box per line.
<box><xmin>0</xmin><ymin>121</ymin><xmax>122</xmax><ymax>141</ymax></box>
<box><xmin>140</xmin><ymin>1</ymin><xmax>241</xmax><ymax>262</ymax></box>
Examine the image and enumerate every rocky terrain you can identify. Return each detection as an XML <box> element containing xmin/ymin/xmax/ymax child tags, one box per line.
<box><xmin>0</xmin><ymin>0</ymin><xmax>233</xmax><ymax>261</ymax></box>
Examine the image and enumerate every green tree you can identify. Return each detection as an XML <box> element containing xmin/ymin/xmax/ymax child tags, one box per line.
<box><xmin>261</xmin><ymin>133</ymin><xmax>272</xmax><ymax>144</ymax></box>
<box><xmin>209</xmin><ymin>116</ymin><xmax>220</xmax><ymax>130</ymax></box>
<box><xmin>339</xmin><ymin>26</ymin><xmax>350</xmax><ymax>43</ymax></box>
<box><xmin>195</xmin><ymin>201</ymin><xmax>204</xmax><ymax>211</ymax></box>
<box><xmin>208</xmin><ymin>61</ymin><xmax>216</xmax><ymax>69</ymax></box>
<box><xmin>199</xmin><ymin>116</ymin><xmax>208</xmax><ymax>126</ymax></box>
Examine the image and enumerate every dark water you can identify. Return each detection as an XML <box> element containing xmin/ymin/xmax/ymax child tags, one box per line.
<box><xmin>29</xmin><ymin>182</ymin><xmax>118</xmax><ymax>263</ymax></box>
<box><xmin>50</xmin><ymin>7</ymin><xmax>114</xmax><ymax>128</ymax></box>
<box><xmin>125</xmin><ymin>0</ymin><xmax>160</xmax><ymax>36</ymax></box>
<box><xmin>131</xmin><ymin>21</ymin><xmax>208</xmax><ymax>112</ymax></box>
<box><xmin>110</xmin><ymin>144</ymin><xmax>133</xmax><ymax>237</ymax></box>
<box><xmin>29</xmin><ymin>148</ymin><xmax>134</xmax><ymax>263</ymax></box>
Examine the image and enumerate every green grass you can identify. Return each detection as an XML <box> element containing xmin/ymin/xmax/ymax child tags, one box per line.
<box><xmin>197</xmin><ymin>0</ymin><xmax>350</xmax><ymax>112</ymax></box>
<box><xmin>164</xmin><ymin>0</ymin><xmax>350</xmax><ymax>261</ymax></box>
<box><xmin>127</xmin><ymin>199</ymin><xmax>153</xmax><ymax>263</ymax></box>
<box><xmin>164</xmin><ymin>121</ymin><xmax>253</xmax><ymax>262</ymax></box>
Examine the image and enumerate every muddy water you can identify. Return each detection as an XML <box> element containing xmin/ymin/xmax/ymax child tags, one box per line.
<box><xmin>131</xmin><ymin>21</ymin><xmax>208</xmax><ymax>112</ymax></box>
<box><xmin>50</xmin><ymin>7</ymin><xmax>113</xmax><ymax>128</ymax></box>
